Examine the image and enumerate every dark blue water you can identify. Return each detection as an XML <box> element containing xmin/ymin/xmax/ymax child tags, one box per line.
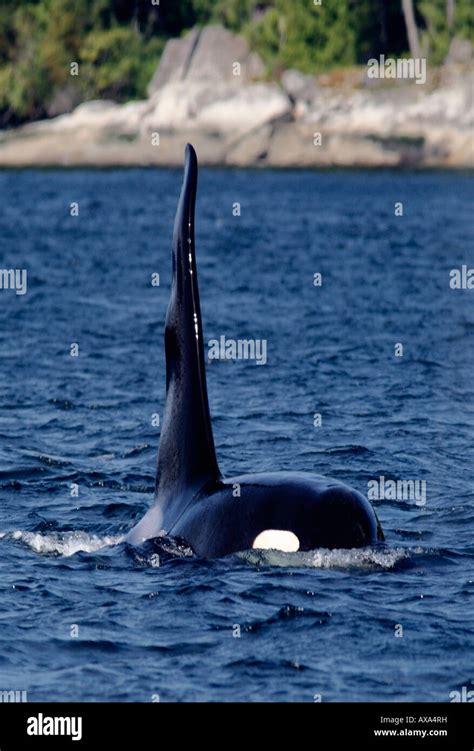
<box><xmin>0</xmin><ymin>167</ymin><xmax>473</xmax><ymax>702</ymax></box>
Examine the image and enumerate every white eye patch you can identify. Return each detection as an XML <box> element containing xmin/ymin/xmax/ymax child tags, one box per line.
<box><xmin>252</xmin><ymin>529</ymin><xmax>300</xmax><ymax>552</ymax></box>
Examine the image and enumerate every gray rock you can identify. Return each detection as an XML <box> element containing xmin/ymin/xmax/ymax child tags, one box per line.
<box><xmin>148</xmin><ymin>24</ymin><xmax>265</xmax><ymax>94</ymax></box>
<box><xmin>280</xmin><ymin>69</ymin><xmax>321</xmax><ymax>119</ymax></box>
<box><xmin>266</xmin><ymin>122</ymin><xmax>405</xmax><ymax>167</ymax></box>
<box><xmin>281</xmin><ymin>69</ymin><xmax>315</xmax><ymax>98</ymax></box>
<box><xmin>188</xmin><ymin>25</ymin><xmax>264</xmax><ymax>83</ymax></box>
<box><xmin>445</xmin><ymin>37</ymin><xmax>473</xmax><ymax>64</ymax></box>
<box><xmin>46</xmin><ymin>84</ymin><xmax>83</xmax><ymax>118</ymax></box>
<box><xmin>147</xmin><ymin>27</ymin><xmax>200</xmax><ymax>94</ymax></box>
<box><xmin>142</xmin><ymin>80</ymin><xmax>290</xmax><ymax>135</ymax></box>
<box><xmin>225</xmin><ymin>124</ymin><xmax>272</xmax><ymax>165</ymax></box>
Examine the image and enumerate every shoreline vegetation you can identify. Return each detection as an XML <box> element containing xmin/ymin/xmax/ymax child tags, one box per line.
<box><xmin>0</xmin><ymin>1</ymin><xmax>472</xmax><ymax>168</ymax></box>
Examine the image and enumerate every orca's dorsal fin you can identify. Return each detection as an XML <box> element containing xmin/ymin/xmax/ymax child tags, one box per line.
<box><xmin>155</xmin><ymin>144</ymin><xmax>221</xmax><ymax>510</ymax></box>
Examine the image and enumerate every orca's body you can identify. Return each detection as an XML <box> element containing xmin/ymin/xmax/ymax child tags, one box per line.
<box><xmin>126</xmin><ymin>145</ymin><xmax>383</xmax><ymax>557</ymax></box>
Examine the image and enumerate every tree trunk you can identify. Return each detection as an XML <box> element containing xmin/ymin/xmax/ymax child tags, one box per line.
<box><xmin>401</xmin><ymin>0</ymin><xmax>422</xmax><ymax>58</ymax></box>
<box><xmin>447</xmin><ymin>0</ymin><xmax>455</xmax><ymax>30</ymax></box>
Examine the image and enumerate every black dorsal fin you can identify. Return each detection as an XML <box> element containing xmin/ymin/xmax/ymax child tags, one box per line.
<box><xmin>155</xmin><ymin>144</ymin><xmax>221</xmax><ymax>511</ymax></box>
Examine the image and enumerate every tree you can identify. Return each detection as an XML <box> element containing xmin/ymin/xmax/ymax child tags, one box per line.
<box><xmin>418</xmin><ymin>0</ymin><xmax>473</xmax><ymax>63</ymax></box>
<box><xmin>401</xmin><ymin>0</ymin><xmax>421</xmax><ymax>57</ymax></box>
<box><xmin>446</xmin><ymin>0</ymin><xmax>455</xmax><ymax>30</ymax></box>
<box><xmin>1</xmin><ymin>0</ymin><xmax>473</xmax><ymax>125</ymax></box>
<box><xmin>245</xmin><ymin>0</ymin><xmax>360</xmax><ymax>74</ymax></box>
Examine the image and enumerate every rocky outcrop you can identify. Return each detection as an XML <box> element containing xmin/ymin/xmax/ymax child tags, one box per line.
<box><xmin>143</xmin><ymin>26</ymin><xmax>288</xmax><ymax>135</ymax></box>
<box><xmin>445</xmin><ymin>36</ymin><xmax>473</xmax><ymax>64</ymax></box>
<box><xmin>148</xmin><ymin>25</ymin><xmax>265</xmax><ymax>92</ymax></box>
<box><xmin>141</xmin><ymin>80</ymin><xmax>290</xmax><ymax>134</ymax></box>
<box><xmin>0</xmin><ymin>25</ymin><xmax>472</xmax><ymax>169</ymax></box>
<box><xmin>147</xmin><ymin>27</ymin><xmax>201</xmax><ymax>93</ymax></box>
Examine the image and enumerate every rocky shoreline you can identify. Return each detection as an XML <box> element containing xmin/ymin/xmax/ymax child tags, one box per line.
<box><xmin>0</xmin><ymin>25</ymin><xmax>472</xmax><ymax>169</ymax></box>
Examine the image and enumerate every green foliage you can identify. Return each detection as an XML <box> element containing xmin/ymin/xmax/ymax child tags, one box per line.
<box><xmin>0</xmin><ymin>4</ymin><xmax>51</xmax><ymax>120</ymax></box>
<box><xmin>80</xmin><ymin>27</ymin><xmax>164</xmax><ymax>99</ymax></box>
<box><xmin>0</xmin><ymin>0</ymin><xmax>108</xmax><ymax>122</ymax></box>
<box><xmin>203</xmin><ymin>0</ymin><xmax>255</xmax><ymax>31</ymax></box>
<box><xmin>418</xmin><ymin>0</ymin><xmax>474</xmax><ymax>64</ymax></box>
<box><xmin>244</xmin><ymin>0</ymin><xmax>358</xmax><ymax>74</ymax></box>
<box><xmin>418</xmin><ymin>0</ymin><xmax>453</xmax><ymax>63</ymax></box>
<box><xmin>0</xmin><ymin>0</ymin><xmax>473</xmax><ymax>125</ymax></box>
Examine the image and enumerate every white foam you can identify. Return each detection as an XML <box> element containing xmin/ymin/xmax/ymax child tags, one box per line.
<box><xmin>240</xmin><ymin>546</ymin><xmax>424</xmax><ymax>570</ymax></box>
<box><xmin>6</xmin><ymin>530</ymin><xmax>124</xmax><ymax>557</ymax></box>
<box><xmin>1</xmin><ymin>529</ymin><xmax>427</xmax><ymax>570</ymax></box>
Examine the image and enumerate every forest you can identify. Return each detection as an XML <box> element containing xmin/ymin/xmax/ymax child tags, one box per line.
<box><xmin>0</xmin><ymin>0</ymin><xmax>472</xmax><ymax>125</ymax></box>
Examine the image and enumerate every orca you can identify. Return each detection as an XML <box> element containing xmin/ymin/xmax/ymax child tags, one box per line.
<box><xmin>126</xmin><ymin>144</ymin><xmax>384</xmax><ymax>557</ymax></box>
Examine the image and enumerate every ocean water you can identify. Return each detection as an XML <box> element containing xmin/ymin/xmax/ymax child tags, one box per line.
<box><xmin>0</xmin><ymin>166</ymin><xmax>472</xmax><ymax>702</ymax></box>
